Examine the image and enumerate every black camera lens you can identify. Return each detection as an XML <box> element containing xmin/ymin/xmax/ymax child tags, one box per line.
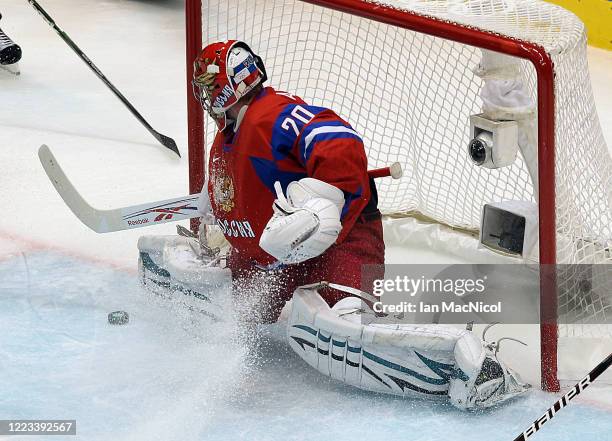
<box><xmin>469</xmin><ymin>138</ymin><xmax>487</xmax><ymax>165</ymax></box>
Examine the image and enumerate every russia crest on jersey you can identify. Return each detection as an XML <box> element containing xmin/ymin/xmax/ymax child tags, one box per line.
<box><xmin>212</xmin><ymin>174</ymin><xmax>235</xmax><ymax>212</ymax></box>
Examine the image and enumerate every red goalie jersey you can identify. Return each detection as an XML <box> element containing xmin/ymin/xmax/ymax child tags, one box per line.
<box><xmin>207</xmin><ymin>87</ymin><xmax>376</xmax><ymax>267</ymax></box>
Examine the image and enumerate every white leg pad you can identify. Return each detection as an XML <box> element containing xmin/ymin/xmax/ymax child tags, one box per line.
<box><xmin>449</xmin><ymin>330</ymin><xmax>530</xmax><ymax>409</ymax></box>
<box><xmin>137</xmin><ymin>235</ymin><xmax>232</xmax><ymax>320</ymax></box>
<box><xmin>288</xmin><ymin>286</ymin><xmax>464</xmax><ymax>400</ymax></box>
<box><xmin>288</xmin><ymin>285</ymin><xmax>530</xmax><ymax>408</ymax></box>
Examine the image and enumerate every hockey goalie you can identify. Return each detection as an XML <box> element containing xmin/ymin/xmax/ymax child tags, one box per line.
<box><xmin>138</xmin><ymin>40</ymin><xmax>529</xmax><ymax>410</ymax></box>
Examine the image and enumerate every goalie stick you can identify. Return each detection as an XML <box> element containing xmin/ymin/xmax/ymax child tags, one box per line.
<box><xmin>513</xmin><ymin>352</ymin><xmax>612</xmax><ymax>441</ymax></box>
<box><xmin>27</xmin><ymin>0</ymin><xmax>180</xmax><ymax>157</ymax></box>
<box><xmin>39</xmin><ymin>144</ymin><xmax>402</xmax><ymax>233</ymax></box>
<box><xmin>39</xmin><ymin>145</ymin><xmax>197</xmax><ymax>233</ymax></box>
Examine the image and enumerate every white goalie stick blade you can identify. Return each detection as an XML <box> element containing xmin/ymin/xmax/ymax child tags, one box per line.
<box><xmin>38</xmin><ymin>145</ymin><xmax>200</xmax><ymax>233</ymax></box>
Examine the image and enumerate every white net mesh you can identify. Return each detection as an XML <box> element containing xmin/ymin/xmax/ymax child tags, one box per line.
<box><xmin>200</xmin><ymin>0</ymin><xmax>610</xmax><ymax>261</ymax></box>
<box><xmin>199</xmin><ymin>0</ymin><xmax>612</xmax><ymax>347</ymax></box>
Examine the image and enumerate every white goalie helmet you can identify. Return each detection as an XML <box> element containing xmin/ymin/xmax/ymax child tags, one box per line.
<box><xmin>193</xmin><ymin>40</ymin><xmax>268</xmax><ymax>131</ymax></box>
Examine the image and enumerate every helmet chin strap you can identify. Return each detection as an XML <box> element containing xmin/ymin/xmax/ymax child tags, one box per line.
<box><xmin>232</xmin><ymin>103</ymin><xmax>249</xmax><ymax>132</ymax></box>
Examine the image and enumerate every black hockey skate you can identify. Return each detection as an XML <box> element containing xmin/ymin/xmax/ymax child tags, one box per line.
<box><xmin>0</xmin><ymin>14</ymin><xmax>22</xmax><ymax>66</ymax></box>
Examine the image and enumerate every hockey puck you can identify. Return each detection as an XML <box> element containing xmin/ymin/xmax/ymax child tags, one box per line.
<box><xmin>108</xmin><ymin>311</ymin><xmax>129</xmax><ymax>325</ymax></box>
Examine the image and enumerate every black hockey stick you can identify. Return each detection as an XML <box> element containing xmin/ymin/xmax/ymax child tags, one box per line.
<box><xmin>27</xmin><ymin>0</ymin><xmax>180</xmax><ymax>157</ymax></box>
<box><xmin>513</xmin><ymin>352</ymin><xmax>612</xmax><ymax>440</ymax></box>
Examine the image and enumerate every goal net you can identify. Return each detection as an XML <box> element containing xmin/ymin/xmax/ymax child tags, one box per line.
<box><xmin>188</xmin><ymin>0</ymin><xmax>612</xmax><ymax>391</ymax></box>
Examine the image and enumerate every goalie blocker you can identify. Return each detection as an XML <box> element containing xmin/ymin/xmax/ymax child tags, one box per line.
<box><xmin>138</xmin><ymin>235</ymin><xmax>530</xmax><ymax>410</ymax></box>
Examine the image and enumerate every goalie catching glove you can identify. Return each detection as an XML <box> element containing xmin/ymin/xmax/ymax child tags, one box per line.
<box><xmin>259</xmin><ymin>178</ymin><xmax>345</xmax><ymax>264</ymax></box>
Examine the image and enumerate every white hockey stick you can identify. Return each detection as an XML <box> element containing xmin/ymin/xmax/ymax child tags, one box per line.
<box><xmin>39</xmin><ymin>144</ymin><xmax>402</xmax><ymax>233</ymax></box>
<box><xmin>38</xmin><ymin>145</ymin><xmax>199</xmax><ymax>233</ymax></box>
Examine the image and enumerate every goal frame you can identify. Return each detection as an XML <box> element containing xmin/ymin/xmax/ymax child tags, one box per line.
<box><xmin>185</xmin><ymin>0</ymin><xmax>560</xmax><ymax>392</ymax></box>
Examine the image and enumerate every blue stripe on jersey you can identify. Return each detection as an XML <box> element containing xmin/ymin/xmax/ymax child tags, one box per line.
<box><xmin>298</xmin><ymin>121</ymin><xmax>363</xmax><ymax>164</ymax></box>
<box><xmin>249</xmin><ymin>156</ymin><xmax>307</xmax><ymax>194</ymax></box>
<box><xmin>297</xmin><ymin>120</ymin><xmax>346</xmax><ymax>158</ymax></box>
<box><xmin>270</xmin><ymin>104</ymin><xmax>326</xmax><ymax>161</ymax></box>
<box><xmin>341</xmin><ymin>186</ymin><xmax>363</xmax><ymax>220</ymax></box>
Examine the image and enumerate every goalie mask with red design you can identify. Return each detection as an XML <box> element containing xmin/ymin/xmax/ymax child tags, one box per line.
<box><xmin>193</xmin><ymin>40</ymin><xmax>267</xmax><ymax>131</ymax></box>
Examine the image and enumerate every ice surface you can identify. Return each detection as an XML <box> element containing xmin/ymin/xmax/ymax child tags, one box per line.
<box><xmin>1</xmin><ymin>0</ymin><xmax>611</xmax><ymax>440</ymax></box>
<box><xmin>1</xmin><ymin>251</ymin><xmax>612</xmax><ymax>441</ymax></box>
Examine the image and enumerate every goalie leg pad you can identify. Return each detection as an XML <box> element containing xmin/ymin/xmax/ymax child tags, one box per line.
<box><xmin>288</xmin><ymin>286</ymin><xmax>463</xmax><ymax>400</ymax></box>
<box><xmin>449</xmin><ymin>336</ymin><xmax>531</xmax><ymax>409</ymax></box>
<box><xmin>137</xmin><ymin>235</ymin><xmax>232</xmax><ymax>320</ymax></box>
<box><xmin>288</xmin><ymin>285</ymin><xmax>530</xmax><ymax>408</ymax></box>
